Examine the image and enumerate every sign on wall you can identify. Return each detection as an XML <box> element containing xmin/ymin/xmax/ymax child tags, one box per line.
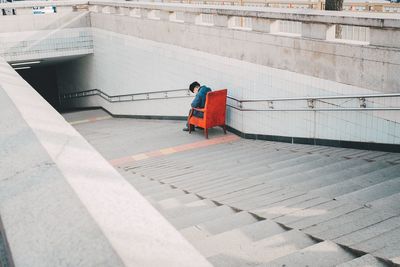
<box><xmin>32</xmin><ymin>6</ymin><xmax>56</xmax><ymax>15</ymax></box>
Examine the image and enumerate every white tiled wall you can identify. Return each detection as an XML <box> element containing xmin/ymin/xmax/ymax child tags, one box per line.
<box><xmin>58</xmin><ymin>28</ymin><xmax>400</xmax><ymax>145</ymax></box>
<box><xmin>0</xmin><ymin>28</ymin><xmax>93</xmax><ymax>62</ymax></box>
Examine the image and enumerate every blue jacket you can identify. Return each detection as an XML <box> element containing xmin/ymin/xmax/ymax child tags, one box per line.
<box><xmin>191</xmin><ymin>85</ymin><xmax>211</xmax><ymax>118</ymax></box>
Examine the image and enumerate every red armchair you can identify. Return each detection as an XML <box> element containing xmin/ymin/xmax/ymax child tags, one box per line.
<box><xmin>188</xmin><ymin>89</ymin><xmax>227</xmax><ymax>139</ymax></box>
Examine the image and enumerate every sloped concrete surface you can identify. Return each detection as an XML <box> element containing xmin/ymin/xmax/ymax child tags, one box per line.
<box><xmin>69</xmin><ymin>109</ymin><xmax>400</xmax><ymax>266</ymax></box>
<box><xmin>0</xmin><ymin>61</ymin><xmax>211</xmax><ymax>267</ymax></box>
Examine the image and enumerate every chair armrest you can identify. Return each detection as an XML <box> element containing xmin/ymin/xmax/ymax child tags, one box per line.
<box><xmin>192</xmin><ymin>107</ymin><xmax>205</xmax><ymax>112</ymax></box>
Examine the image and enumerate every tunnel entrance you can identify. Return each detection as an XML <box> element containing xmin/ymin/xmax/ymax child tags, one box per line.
<box><xmin>16</xmin><ymin>64</ymin><xmax>60</xmax><ymax>111</ymax></box>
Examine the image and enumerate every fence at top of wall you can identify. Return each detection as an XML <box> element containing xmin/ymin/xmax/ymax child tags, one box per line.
<box><xmin>2</xmin><ymin>0</ymin><xmax>400</xmax><ymax>15</ymax></box>
<box><xmin>1</xmin><ymin>1</ymin><xmax>399</xmax><ymax>48</ymax></box>
<box><xmin>153</xmin><ymin>0</ymin><xmax>400</xmax><ymax>13</ymax></box>
<box><xmin>89</xmin><ymin>1</ymin><xmax>400</xmax><ymax>48</ymax></box>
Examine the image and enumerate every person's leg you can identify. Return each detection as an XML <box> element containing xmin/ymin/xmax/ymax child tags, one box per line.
<box><xmin>182</xmin><ymin>109</ymin><xmax>195</xmax><ymax>131</ymax></box>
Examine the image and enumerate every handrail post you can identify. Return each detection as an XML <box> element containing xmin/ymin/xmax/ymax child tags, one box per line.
<box><xmin>359</xmin><ymin>97</ymin><xmax>366</xmax><ymax>108</ymax></box>
<box><xmin>307</xmin><ymin>99</ymin><xmax>315</xmax><ymax>109</ymax></box>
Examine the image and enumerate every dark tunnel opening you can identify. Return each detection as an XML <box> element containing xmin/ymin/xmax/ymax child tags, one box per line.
<box><xmin>16</xmin><ymin>65</ymin><xmax>61</xmax><ymax>111</ymax></box>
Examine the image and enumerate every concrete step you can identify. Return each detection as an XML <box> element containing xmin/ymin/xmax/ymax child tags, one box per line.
<box><xmin>138</xmin><ymin>183</ymin><xmax>176</xmax><ymax>196</ymax></box>
<box><xmin>174</xmin><ymin>169</ymin><xmax>267</xmax><ymax>196</ymax></box>
<box><xmin>337</xmin><ymin>149</ymin><xmax>381</xmax><ymax>159</ymax></box>
<box><xmin>221</xmin><ymin>186</ymin><xmax>285</xmax><ymax>207</ymax></box>
<box><xmin>136</xmin><ymin>165</ymin><xmax>199</xmax><ymax>181</ymax></box>
<box><xmin>187</xmin><ymin>155</ymin><xmax>329</xmax><ymax>192</ymax></box>
<box><xmin>123</xmin><ymin>159</ymin><xmax>173</xmax><ymax>172</ymax></box>
<box><xmin>207</xmin><ymin>229</ymin><xmax>317</xmax><ymax>267</ymax></box>
<box><xmin>289</xmin><ymin>161</ymin><xmax>392</xmax><ymax>193</ymax></box>
<box><xmin>200</xmin><ymin>160</ymin><xmax>361</xmax><ymax>205</ymax></box>
<box><xmin>128</xmin><ymin>178</ymin><xmax>160</xmax><ymax>189</ymax></box>
<box><xmin>120</xmin><ymin>170</ymin><xmax>150</xmax><ymax>182</ymax></box>
<box><xmin>308</xmin><ymin>164</ymin><xmax>400</xmax><ymax>200</ymax></box>
<box><xmin>336</xmin><ymin>254</ymin><xmax>387</xmax><ymax>267</ymax></box>
<box><xmin>303</xmin><ymin>207</ymin><xmax>398</xmax><ymax>240</ymax></box>
<box><xmin>193</xmin><ymin>219</ymin><xmax>286</xmax><ymax>258</ymax></box>
<box><xmin>274</xmin><ymin>197</ymin><xmax>345</xmax><ymax>225</ymax></box>
<box><xmin>156</xmin><ymin>144</ymin><xmax>277</xmax><ymax>174</ymax></box>
<box><xmin>177</xmin><ymin>147</ymin><xmax>300</xmax><ymax>177</ymax></box>
<box><xmin>196</xmin><ymin>156</ymin><xmax>340</xmax><ymax>201</ymax></box>
<box><xmin>180</xmin><ymin>211</ymin><xmax>260</xmax><ymax>242</ymax></box>
<box><xmin>122</xmin><ymin>158</ymin><xmax>172</xmax><ymax>172</ymax></box>
<box><xmin>214</xmin><ymin>183</ymin><xmax>279</xmax><ymax>204</ymax></box>
<box><xmin>145</xmin><ymin>188</ymin><xmax>187</xmax><ymax>202</ymax></box>
<box><xmin>300</xmin><ymin>192</ymin><xmax>400</xmax><ymax>242</ymax></box>
<box><xmin>372</xmin><ymin>153</ymin><xmax>400</xmax><ymax>164</ymax></box>
<box><xmin>169</xmin><ymin>205</ymin><xmax>236</xmax><ymax>230</ymax></box>
<box><xmin>228</xmin><ymin>188</ymin><xmax>307</xmax><ymax>211</ymax></box>
<box><xmin>372</xmin><ymin>244</ymin><xmax>400</xmax><ymax>266</ymax></box>
<box><xmin>260</xmin><ymin>155</ymin><xmax>343</xmax><ymax>181</ymax></box>
<box><xmin>369</xmin><ymin>191</ymin><xmax>400</xmax><ymax>213</ymax></box>
<box><xmin>151</xmin><ymin>140</ymin><xmax>257</xmax><ymax>163</ymax></box>
<box><xmin>351</xmin><ymin>227</ymin><xmax>400</xmax><ymax>260</ymax></box>
<box><xmin>140</xmin><ymin>166</ymin><xmax>201</xmax><ymax>183</ymax></box>
<box><xmin>163</xmin><ymin>150</ymin><xmax>298</xmax><ymax>186</ymax></box>
<box><xmin>333</xmin><ymin>215</ymin><xmax>400</xmax><ymax>248</ymax></box>
<box><xmin>156</xmin><ymin>193</ymin><xmax>202</xmax><ymax>212</ymax></box>
<box><xmin>281</xmin><ymin>200</ymin><xmax>362</xmax><ymax>229</ymax></box>
<box><xmin>162</xmin><ymin>199</ymin><xmax>218</xmax><ymax>218</ymax></box>
<box><xmin>325</xmin><ymin>147</ymin><xmax>366</xmax><ymax>158</ymax></box>
<box><xmin>251</xmin><ymin>195</ymin><xmax>332</xmax><ymax>219</ymax></box>
<box><xmin>265</xmin><ymin>157</ymin><xmax>358</xmax><ymax>187</ymax></box>
<box><xmin>182</xmin><ymin>170</ymin><xmax>286</xmax><ymax>200</ymax></box>
<box><xmin>200</xmin><ymin>182</ymin><xmax>278</xmax><ymax>205</ymax></box>
<box><xmin>336</xmin><ymin>177</ymin><xmax>400</xmax><ymax>205</ymax></box>
<box><xmin>259</xmin><ymin>240</ymin><xmax>355</xmax><ymax>267</ymax></box>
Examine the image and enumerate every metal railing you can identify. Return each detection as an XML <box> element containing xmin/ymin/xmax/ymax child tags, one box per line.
<box><xmin>61</xmin><ymin>88</ymin><xmax>192</xmax><ymax>103</ymax></box>
<box><xmin>227</xmin><ymin>93</ymin><xmax>400</xmax><ymax>111</ymax></box>
<box><xmin>61</xmin><ymin>88</ymin><xmax>400</xmax><ymax>112</ymax></box>
<box><xmin>135</xmin><ymin>0</ymin><xmax>400</xmax><ymax>13</ymax></box>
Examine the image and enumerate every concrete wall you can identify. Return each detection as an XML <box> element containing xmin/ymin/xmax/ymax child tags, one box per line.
<box><xmin>2</xmin><ymin>0</ymin><xmax>399</xmax><ymax>145</ymax></box>
<box><xmin>88</xmin><ymin>1</ymin><xmax>400</xmax><ymax>94</ymax></box>
<box><xmin>57</xmin><ymin>27</ymin><xmax>400</xmax><ymax>145</ymax></box>
<box><xmin>0</xmin><ymin>58</ymin><xmax>211</xmax><ymax>266</ymax></box>
<box><xmin>0</xmin><ymin>3</ymin><xmax>93</xmax><ymax>62</ymax></box>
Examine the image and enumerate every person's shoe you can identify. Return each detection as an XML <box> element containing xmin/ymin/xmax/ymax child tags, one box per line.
<box><xmin>182</xmin><ymin>126</ymin><xmax>195</xmax><ymax>132</ymax></box>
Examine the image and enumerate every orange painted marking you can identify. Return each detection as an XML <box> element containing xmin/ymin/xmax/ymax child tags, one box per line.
<box><xmin>110</xmin><ymin>134</ymin><xmax>239</xmax><ymax>166</ymax></box>
<box><xmin>160</xmin><ymin>148</ymin><xmax>176</xmax><ymax>155</ymax></box>
<box><xmin>69</xmin><ymin>116</ymin><xmax>111</xmax><ymax>125</ymax></box>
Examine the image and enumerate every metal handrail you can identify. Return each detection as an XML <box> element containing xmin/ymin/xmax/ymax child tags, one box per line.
<box><xmin>61</xmin><ymin>88</ymin><xmax>400</xmax><ymax>111</ymax></box>
<box><xmin>227</xmin><ymin>93</ymin><xmax>400</xmax><ymax>102</ymax></box>
<box><xmin>227</xmin><ymin>106</ymin><xmax>400</xmax><ymax>111</ymax></box>
<box><xmin>62</xmin><ymin>88</ymin><xmax>192</xmax><ymax>102</ymax></box>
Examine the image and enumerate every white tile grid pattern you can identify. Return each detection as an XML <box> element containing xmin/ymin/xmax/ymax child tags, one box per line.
<box><xmin>57</xmin><ymin>28</ymin><xmax>399</xmax><ymax>144</ymax></box>
<box><xmin>0</xmin><ymin>28</ymin><xmax>93</xmax><ymax>62</ymax></box>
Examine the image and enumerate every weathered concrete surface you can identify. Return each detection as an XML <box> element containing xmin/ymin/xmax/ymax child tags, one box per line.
<box><xmin>0</xmin><ymin>84</ymin><xmax>125</xmax><ymax>267</ymax></box>
<box><xmin>0</xmin><ymin>8</ymin><xmax>93</xmax><ymax>62</ymax></box>
<box><xmin>89</xmin><ymin>2</ymin><xmax>400</xmax><ymax>93</ymax></box>
<box><xmin>0</xmin><ymin>59</ymin><xmax>211</xmax><ymax>266</ymax></box>
<box><xmin>70</xmin><ymin>111</ymin><xmax>400</xmax><ymax>266</ymax></box>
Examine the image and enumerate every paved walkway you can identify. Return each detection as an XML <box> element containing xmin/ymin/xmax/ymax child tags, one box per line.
<box><xmin>65</xmin><ymin>109</ymin><xmax>400</xmax><ymax>267</ymax></box>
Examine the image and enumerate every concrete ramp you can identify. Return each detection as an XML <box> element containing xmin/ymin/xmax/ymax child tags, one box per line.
<box><xmin>0</xmin><ymin>59</ymin><xmax>211</xmax><ymax>266</ymax></box>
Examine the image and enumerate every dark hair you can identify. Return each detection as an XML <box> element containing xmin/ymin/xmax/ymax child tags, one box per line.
<box><xmin>189</xmin><ymin>81</ymin><xmax>200</xmax><ymax>93</ymax></box>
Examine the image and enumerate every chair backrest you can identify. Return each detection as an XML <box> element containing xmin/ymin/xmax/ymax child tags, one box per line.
<box><xmin>204</xmin><ymin>89</ymin><xmax>227</xmax><ymax>127</ymax></box>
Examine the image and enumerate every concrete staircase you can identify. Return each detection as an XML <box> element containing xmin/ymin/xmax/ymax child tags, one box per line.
<box><xmin>117</xmin><ymin>140</ymin><xmax>400</xmax><ymax>267</ymax></box>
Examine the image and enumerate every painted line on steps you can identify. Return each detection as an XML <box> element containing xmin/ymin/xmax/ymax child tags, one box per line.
<box><xmin>68</xmin><ymin>115</ymin><xmax>112</xmax><ymax>125</ymax></box>
<box><xmin>110</xmin><ymin>134</ymin><xmax>240</xmax><ymax>166</ymax></box>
